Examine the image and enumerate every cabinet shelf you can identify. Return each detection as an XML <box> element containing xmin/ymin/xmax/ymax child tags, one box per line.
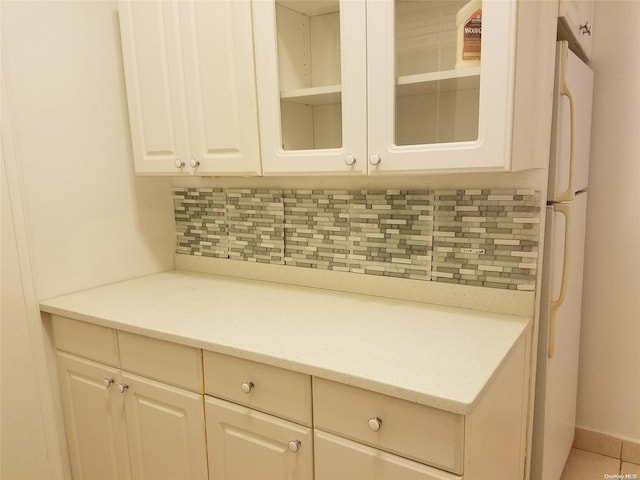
<box><xmin>280</xmin><ymin>68</ymin><xmax>480</xmax><ymax>105</ymax></box>
<box><xmin>396</xmin><ymin>67</ymin><xmax>481</xmax><ymax>97</ymax></box>
<box><xmin>280</xmin><ymin>84</ymin><xmax>342</xmax><ymax>106</ymax></box>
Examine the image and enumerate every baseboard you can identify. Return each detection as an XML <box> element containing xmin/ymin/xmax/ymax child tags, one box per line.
<box><xmin>574</xmin><ymin>427</ymin><xmax>640</xmax><ymax>464</ymax></box>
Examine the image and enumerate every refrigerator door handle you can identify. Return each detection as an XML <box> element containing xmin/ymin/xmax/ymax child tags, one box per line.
<box><xmin>548</xmin><ymin>203</ymin><xmax>572</xmax><ymax>358</ymax></box>
<box><xmin>555</xmin><ymin>43</ymin><xmax>577</xmax><ymax>202</ymax></box>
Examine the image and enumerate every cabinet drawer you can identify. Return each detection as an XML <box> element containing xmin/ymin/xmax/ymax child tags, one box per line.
<box><xmin>118</xmin><ymin>332</ymin><xmax>202</xmax><ymax>393</ymax></box>
<box><xmin>51</xmin><ymin>316</ymin><xmax>119</xmax><ymax>367</ymax></box>
<box><xmin>313</xmin><ymin>378</ymin><xmax>464</xmax><ymax>475</ymax></box>
<box><xmin>203</xmin><ymin>351</ymin><xmax>312</xmax><ymax>426</ymax></box>
<box><xmin>315</xmin><ymin>430</ymin><xmax>461</xmax><ymax>480</ymax></box>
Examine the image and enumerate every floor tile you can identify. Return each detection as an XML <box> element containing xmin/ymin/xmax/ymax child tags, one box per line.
<box><xmin>561</xmin><ymin>448</ymin><xmax>620</xmax><ymax>480</ymax></box>
<box><xmin>623</xmin><ymin>440</ymin><xmax>640</xmax><ymax>465</ymax></box>
<box><xmin>574</xmin><ymin>427</ymin><xmax>623</xmax><ymax>458</ymax></box>
<box><xmin>621</xmin><ymin>462</ymin><xmax>640</xmax><ymax>478</ymax></box>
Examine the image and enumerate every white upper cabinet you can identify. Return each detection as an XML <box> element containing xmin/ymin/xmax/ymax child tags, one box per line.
<box><xmin>119</xmin><ymin>0</ymin><xmax>261</xmax><ymax>175</ymax></box>
<box><xmin>253</xmin><ymin>0</ymin><xmax>368</xmax><ymax>175</ymax></box>
<box><xmin>254</xmin><ymin>0</ymin><xmax>556</xmax><ymax>175</ymax></box>
<box><xmin>558</xmin><ymin>0</ymin><xmax>594</xmax><ymax>61</ymax></box>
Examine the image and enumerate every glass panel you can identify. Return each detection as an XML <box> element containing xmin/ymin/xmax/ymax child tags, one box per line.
<box><xmin>395</xmin><ymin>0</ymin><xmax>480</xmax><ymax>146</ymax></box>
<box><xmin>275</xmin><ymin>0</ymin><xmax>343</xmax><ymax>150</ymax></box>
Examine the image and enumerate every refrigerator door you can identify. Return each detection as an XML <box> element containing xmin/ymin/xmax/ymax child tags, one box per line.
<box><xmin>532</xmin><ymin>192</ymin><xmax>588</xmax><ymax>480</ymax></box>
<box><xmin>548</xmin><ymin>42</ymin><xmax>594</xmax><ymax>202</ymax></box>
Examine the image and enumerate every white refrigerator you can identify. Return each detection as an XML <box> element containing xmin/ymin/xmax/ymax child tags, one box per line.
<box><xmin>531</xmin><ymin>41</ymin><xmax>594</xmax><ymax>480</ymax></box>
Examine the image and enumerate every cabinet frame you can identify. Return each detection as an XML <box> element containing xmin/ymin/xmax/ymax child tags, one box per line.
<box><xmin>52</xmin><ymin>318</ymin><xmax>208</xmax><ymax>480</ymax></box>
<box><xmin>254</xmin><ymin>0</ymin><xmax>556</xmax><ymax>175</ymax></box>
<box><xmin>253</xmin><ymin>0</ymin><xmax>368</xmax><ymax>175</ymax></box>
<box><xmin>367</xmin><ymin>0</ymin><xmax>516</xmax><ymax>173</ymax></box>
<box><xmin>119</xmin><ymin>0</ymin><xmax>262</xmax><ymax>176</ymax></box>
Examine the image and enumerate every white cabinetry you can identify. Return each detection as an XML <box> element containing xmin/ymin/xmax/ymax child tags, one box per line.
<box><xmin>558</xmin><ymin>0</ymin><xmax>594</xmax><ymax>61</ymax></box>
<box><xmin>203</xmin><ymin>351</ymin><xmax>313</xmax><ymax>480</ymax></box>
<box><xmin>52</xmin><ymin>316</ymin><xmax>208</xmax><ymax>480</ymax></box>
<box><xmin>205</xmin><ymin>397</ymin><xmax>313</xmax><ymax>480</ymax></box>
<box><xmin>118</xmin><ymin>0</ymin><xmax>261</xmax><ymax>175</ymax></box>
<box><xmin>315</xmin><ymin>431</ymin><xmax>457</xmax><ymax>480</ymax></box>
<box><xmin>57</xmin><ymin>352</ymin><xmax>131</xmax><ymax>480</ymax></box>
<box><xmin>313</xmin><ymin>378</ymin><xmax>464</xmax><ymax>474</ymax></box>
<box><xmin>50</xmin><ymin>314</ymin><xmax>530</xmax><ymax>480</ymax></box>
<box><xmin>123</xmin><ymin>372</ymin><xmax>207</xmax><ymax>480</ymax></box>
<box><xmin>312</xmin><ymin>330</ymin><xmax>531</xmax><ymax>480</ymax></box>
<box><xmin>253</xmin><ymin>0</ymin><xmax>556</xmax><ymax>175</ymax></box>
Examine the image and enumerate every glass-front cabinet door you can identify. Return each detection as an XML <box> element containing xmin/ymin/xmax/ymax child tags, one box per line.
<box><xmin>253</xmin><ymin>0</ymin><xmax>367</xmax><ymax>175</ymax></box>
<box><xmin>254</xmin><ymin>1</ymin><xmax>547</xmax><ymax>175</ymax></box>
<box><xmin>367</xmin><ymin>0</ymin><xmax>517</xmax><ymax>174</ymax></box>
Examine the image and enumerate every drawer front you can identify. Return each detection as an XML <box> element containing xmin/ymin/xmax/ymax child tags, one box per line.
<box><xmin>205</xmin><ymin>396</ymin><xmax>313</xmax><ymax>480</ymax></box>
<box><xmin>51</xmin><ymin>315</ymin><xmax>119</xmax><ymax>367</ymax></box>
<box><xmin>315</xmin><ymin>430</ymin><xmax>462</xmax><ymax>480</ymax></box>
<box><xmin>203</xmin><ymin>351</ymin><xmax>312</xmax><ymax>426</ymax></box>
<box><xmin>313</xmin><ymin>378</ymin><xmax>464</xmax><ymax>474</ymax></box>
<box><xmin>118</xmin><ymin>332</ymin><xmax>202</xmax><ymax>393</ymax></box>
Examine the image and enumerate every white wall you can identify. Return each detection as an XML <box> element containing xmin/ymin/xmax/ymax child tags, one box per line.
<box><xmin>1</xmin><ymin>1</ymin><xmax>176</xmax><ymax>477</ymax></box>
<box><xmin>2</xmin><ymin>0</ymin><xmax>176</xmax><ymax>300</ymax></box>
<box><xmin>577</xmin><ymin>1</ymin><xmax>640</xmax><ymax>442</ymax></box>
<box><xmin>1</xmin><ymin>156</ymin><xmax>53</xmax><ymax>480</ymax></box>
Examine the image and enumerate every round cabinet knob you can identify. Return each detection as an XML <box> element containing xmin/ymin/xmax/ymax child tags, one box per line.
<box><xmin>103</xmin><ymin>378</ymin><xmax>114</xmax><ymax>389</ymax></box>
<box><xmin>241</xmin><ymin>381</ymin><xmax>254</xmax><ymax>394</ymax></box>
<box><xmin>288</xmin><ymin>440</ymin><xmax>301</xmax><ymax>453</ymax></box>
<box><xmin>118</xmin><ymin>383</ymin><xmax>129</xmax><ymax>394</ymax></box>
<box><xmin>189</xmin><ymin>158</ymin><xmax>200</xmax><ymax>168</ymax></box>
<box><xmin>175</xmin><ymin>159</ymin><xmax>185</xmax><ymax>169</ymax></box>
<box><xmin>368</xmin><ymin>417</ymin><xmax>383</xmax><ymax>432</ymax></box>
<box><xmin>369</xmin><ymin>154</ymin><xmax>381</xmax><ymax>166</ymax></box>
<box><xmin>345</xmin><ymin>154</ymin><xmax>356</xmax><ymax>166</ymax></box>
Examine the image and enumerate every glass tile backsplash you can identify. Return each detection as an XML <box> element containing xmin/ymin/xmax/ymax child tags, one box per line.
<box><xmin>174</xmin><ymin>187</ymin><xmax>540</xmax><ymax>290</ymax></box>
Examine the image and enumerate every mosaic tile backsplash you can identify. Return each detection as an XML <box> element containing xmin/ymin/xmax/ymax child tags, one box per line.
<box><xmin>174</xmin><ymin>187</ymin><xmax>540</xmax><ymax>290</ymax></box>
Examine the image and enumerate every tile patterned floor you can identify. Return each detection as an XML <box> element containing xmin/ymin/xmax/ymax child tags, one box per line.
<box><xmin>561</xmin><ymin>448</ymin><xmax>640</xmax><ymax>480</ymax></box>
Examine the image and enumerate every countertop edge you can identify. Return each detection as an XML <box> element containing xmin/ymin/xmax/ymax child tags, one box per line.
<box><xmin>40</xmin><ymin>298</ymin><xmax>531</xmax><ymax>416</ymax></box>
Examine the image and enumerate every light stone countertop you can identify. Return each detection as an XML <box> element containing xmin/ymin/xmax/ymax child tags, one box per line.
<box><xmin>40</xmin><ymin>269</ymin><xmax>531</xmax><ymax>415</ymax></box>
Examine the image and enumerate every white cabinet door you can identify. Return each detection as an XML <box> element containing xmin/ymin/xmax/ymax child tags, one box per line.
<box><xmin>314</xmin><ymin>430</ymin><xmax>460</xmax><ymax>480</ymax></box>
<box><xmin>205</xmin><ymin>396</ymin><xmax>313</xmax><ymax>480</ymax></box>
<box><xmin>123</xmin><ymin>372</ymin><xmax>208</xmax><ymax>480</ymax></box>
<box><xmin>57</xmin><ymin>352</ymin><xmax>131</xmax><ymax>480</ymax></box>
<box><xmin>119</xmin><ymin>0</ymin><xmax>261</xmax><ymax>175</ymax></box>
<box><xmin>253</xmin><ymin>0</ymin><xmax>367</xmax><ymax>175</ymax></box>
<box><xmin>178</xmin><ymin>0</ymin><xmax>261</xmax><ymax>175</ymax></box>
<box><xmin>367</xmin><ymin>0</ymin><xmax>516</xmax><ymax>174</ymax></box>
<box><xmin>255</xmin><ymin>0</ymin><xmax>553</xmax><ymax>176</ymax></box>
<box><xmin>118</xmin><ymin>0</ymin><xmax>190</xmax><ymax>174</ymax></box>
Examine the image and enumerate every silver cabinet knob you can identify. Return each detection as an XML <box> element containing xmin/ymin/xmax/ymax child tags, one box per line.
<box><xmin>345</xmin><ymin>154</ymin><xmax>356</xmax><ymax>166</ymax></box>
<box><xmin>288</xmin><ymin>440</ymin><xmax>301</xmax><ymax>453</ymax></box>
<box><xmin>103</xmin><ymin>378</ymin><xmax>114</xmax><ymax>389</ymax></box>
<box><xmin>189</xmin><ymin>158</ymin><xmax>200</xmax><ymax>168</ymax></box>
<box><xmin>118</xmin><ymin>384</ymin><xmax>129</xmax><ymax>394</ymax></box>
<box><xmin>175</xmin><ymin>159</ymin><xmax>185</xmax><ymax>168</ymax></box>
<box><xmin>369</xmin><ymin>154</ymin><xmax>381</xmax><ymax>166</ymax></box>
<box><xmin>368</xmin><ymin>417</ymin><xmax>382</xmax><ymax>432</ymax></box>
<box><xmin>241</xmin><ymin>381</ymin><xmax>254</xmax><ymax>394</ymax></box>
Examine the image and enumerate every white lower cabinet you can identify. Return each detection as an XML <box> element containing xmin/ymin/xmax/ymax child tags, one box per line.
<box><xmin>123</xmin><ymin>372</ymin><xmax>208</xmax><ymax>480</ymax></box>
<box><xmin>52</xmin><ymin>316</ymin><xmax>530</xmax><ymax>480</ymax></box>
<box><xmin>205</xmin><ymin>396</ymin><xmax>313</xmax><ymax>480</ymax></box>
<box><xmin>315</xmin><ymin>430</ymin><xmax>459</xmax><ymax>480</ymax></box>
<box><xmin>57</xmin><ymin>352</ymin><xmax>131</xmax><ymax>480</ymax></box>
<box><xmin>52</xmin><ymin>317</ymin><xmax>207</xmax><ymax>480</ymax></box>
<box><xmin>313</xmin><ymin>377</ymin><xmax>464</xmax><ymax>474</ymax></box>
